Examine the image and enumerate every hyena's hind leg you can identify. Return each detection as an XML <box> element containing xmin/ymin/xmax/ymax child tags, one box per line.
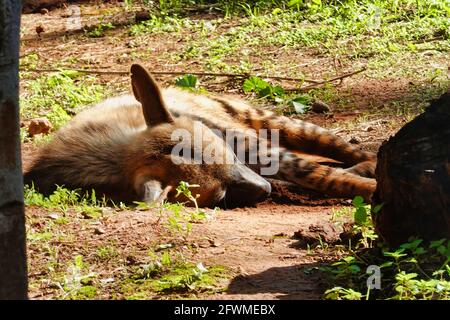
<box><xmin>345</xmin><ymin>160</ymin><xmax>376</xmax><ymax>178</ymax></box>
<box><xmin>262</xmin><ymin>115</ymin><xmax>376</xmax><ymax>167</ymax></box>
<box><xmin>212</xmin><ymin>95</ymin><xmax>375</xmax><ymax>169</ymax></box>
<box><xmin>271</xmin><ymin>150</ymin><xmax>376</xmax><ymax>202</ymax></box>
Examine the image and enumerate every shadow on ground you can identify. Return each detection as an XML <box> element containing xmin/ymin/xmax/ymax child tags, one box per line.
<box><xmin>226</xmin><ymin>261</ymin><xmax>334</xmax><ymax>300</ymax></box>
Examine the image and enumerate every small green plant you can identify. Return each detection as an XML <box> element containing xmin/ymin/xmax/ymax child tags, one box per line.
<box><xmin>60</xmin><ymin>255</ymin><xmax>97</xmax><ymax>299</ymax></box>
<box><xmin>87</xmin><ymin>22</ymin><xmax>115</xmax><ymax>38</ymax></box>
<box><xmin>27</xmin><ymin>230</ymin><xmax>53</xmax><ymax>242</ymax></box>
<box><xmin>243</xmin><ymin>76</ymin><xmax>285</xmax><ymax>100</ymax></box>
<box><xmin>46</xmin><ymin>105</ymin><xmax>71</xmax><ymax>130</ymax></box>
<box><xmin>148</xmin><ymin>182</ymin><xmax>208</xmax><ymax>242</ymax></box>
<box><xmin>164</xmin><ymin>202</ymin><xmax>194</xmax><ymax>241</ymax></box>
<box><xmin>96</xmin><ymin>246</ymin><xmax>118</xmax><ymax>261</ymax></box>
<box><xmin>290</xmin><ymin>95</ymin><xmax>313</xmax><ymax>114</ymax></box>
<box><xmin>175</xmin><ymin>74</ymin><xmax>198</xmax><ymax>90</ymax></box>
<box><xmin>324</xmin><ymin>238</ymin><xmax>450</xmax><ymax>300</ymax></box>
<box><xmin>351</xmin><ymin>196</ymin><xmax>382</xmax><ymax>248</ymax></box>
<box><xmin>175</xmin><ymin>181</ymin><xmax>201</xmax><ymax>213</ymax></box>
<box><xmin>242</xmin><ymin>76</ymin><xmax>313</xmax><ymax>113</ymax></box>
<box><xmin>324</xmin><ymin>287</ymin><xmax>363</xmax><ymax>300</ymax></box>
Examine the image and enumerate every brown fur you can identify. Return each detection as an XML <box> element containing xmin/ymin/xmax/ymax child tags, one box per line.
<box><xmin>24</xmin><ymin>64</ymin><xmax>377</xmax><ymax>207</ymax></box>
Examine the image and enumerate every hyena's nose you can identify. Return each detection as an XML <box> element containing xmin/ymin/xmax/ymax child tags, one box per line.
<box><xmin>225</xmin><ymin>165</ymin><xmax>271</xmax><ymax>207</ymax></box>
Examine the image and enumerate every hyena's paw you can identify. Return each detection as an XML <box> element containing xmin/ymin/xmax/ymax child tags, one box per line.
<box><xmin>345</xmin><ymin>161</ymin><xmax>376</xmax><ymax>178</ymax></box>
<box><xmin>361</xmin><ymin>178</ymin><xmax>377</xmax><ymax>203</ymax></box>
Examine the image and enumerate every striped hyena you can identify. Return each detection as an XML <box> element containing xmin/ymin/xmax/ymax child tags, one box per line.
<box><xmin>24</xmin><ymin>64</ymin><xmax>376</xmax><ymax>208</ymax></box>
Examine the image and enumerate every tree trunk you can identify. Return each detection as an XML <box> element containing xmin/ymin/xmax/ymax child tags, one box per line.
<box><xmin>373</xmin><ymin>90</ymin><xmax>450</xmax><ymax>247</ymax></box>
<box><xmin>22</xmin><ymin>0</ymin><xmax>67</xmax><ymax>13</ymax></box>
<box><xmin>0</xmin><ymin>0</ymin><xmax>28</xmax><ymax>299</ymax></box>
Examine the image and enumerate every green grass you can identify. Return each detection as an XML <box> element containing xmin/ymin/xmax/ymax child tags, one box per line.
<box><xmin>130</xmin><ymin>14</ymin><xmax>195</xmax><ymax>35</ymax></box>
<box><xmin>121</xmin><ymin>251</ymin><xmax>229</xmax><ymax>299</ymax></box>
<box><xmin>25</xmin><ymin>184</ymin><xmax>108</xmax><ymax>218</ymax></box>
<box><xmin>20</xmin><ymin>70</ymin><xmax>106</xmax><ymax>129</ymax></box>
<box><xmin>132</xmin><ymin>1</ymin><xmax>448</xmax><ymax>71</ymax></box>
<box><xmin>122</xmin><ymin>0</ymin><xmax>450</xmax><ymax>119</ymax></box>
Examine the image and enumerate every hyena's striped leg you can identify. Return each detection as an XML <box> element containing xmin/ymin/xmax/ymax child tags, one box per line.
<box><xmin>345</xmin><ymin>160</ymin><xmax>377</xmax><ymax>178</ymax></box>
<box><xmin>266</xmin><ymin>116</ymin><xmax>376</xmax><ymax>166</ymax></box>
<box><xmin>271</xmin><ymin>150</ymin><xmax>376</xmax><ymax>202</ymax></box>
<box><xmin>212</xmin><ymin>96</ymin><xmax>375</xmax><ymax>167</ymax></box>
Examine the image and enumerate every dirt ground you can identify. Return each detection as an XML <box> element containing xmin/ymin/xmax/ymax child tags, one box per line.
<box><xmin>19</xmin><ymin>2</ymin><xmax>448</xmax><ymax>300</ymax></box>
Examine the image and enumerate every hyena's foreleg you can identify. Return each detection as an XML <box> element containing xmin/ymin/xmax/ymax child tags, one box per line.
<box><xmin>266</xmin><ymin>150</ymin><xmax>376</xmax><ymax>202</ymax></box>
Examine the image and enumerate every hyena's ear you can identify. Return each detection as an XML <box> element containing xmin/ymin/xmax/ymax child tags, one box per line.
<box><xmin>130</xmin><ymin>64</ymin><xmax>174</xmax><ymax>126</ymax></box>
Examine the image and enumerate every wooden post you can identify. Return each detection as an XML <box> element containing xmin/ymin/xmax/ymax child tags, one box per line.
<box><xmin>373</xmin><ymin>90</ymin><xmax>450</xmax><ymax>247</ymax></box>
<box><xmin>22</xmin><ymin>0</ymin><xmax>67</xmax><ymax>13</ymax></box>
<box><xmin>0</xmin><ymin>0</ymin><xmax>28</xmax><ymax>299</ymax></box>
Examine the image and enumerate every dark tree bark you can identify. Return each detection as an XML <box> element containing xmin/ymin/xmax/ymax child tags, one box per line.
<box><xmin>0</xmin><ymin>0</ymin><xmax>28</xmax><ymax>299</ymax></box>
<box><xmin>22</xmin><ymin>0</ymin><xmax>67</xmax><ymax>13</ymax></box>
<box><xmin>373</xmin><ymin>90</ymin><xmax>450</xmax><ymax>247</ymax></box>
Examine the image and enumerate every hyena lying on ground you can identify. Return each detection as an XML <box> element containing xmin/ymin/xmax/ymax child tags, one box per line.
<box><xmin>24</xmin><ymin>64</ymin><xmax>377</xmax><ymax>208</ymax></box>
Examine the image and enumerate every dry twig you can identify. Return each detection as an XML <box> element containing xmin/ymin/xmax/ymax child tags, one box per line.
<box><xmin>19</xmin><ymin>66</ymin><xmax>367</xmax><ymax>87</ymax></box>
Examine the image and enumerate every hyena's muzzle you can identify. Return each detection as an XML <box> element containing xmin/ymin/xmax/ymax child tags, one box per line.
<box><xmin>221</xmin><ymin>164</ymin><xmax>271</xmax><ymax>208</ymax></box>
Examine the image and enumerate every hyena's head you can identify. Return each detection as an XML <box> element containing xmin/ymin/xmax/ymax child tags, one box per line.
<box><xmin>127</xmin><ymin>64</ymin><xmax>271</xmax><ymax>208</ymax></box>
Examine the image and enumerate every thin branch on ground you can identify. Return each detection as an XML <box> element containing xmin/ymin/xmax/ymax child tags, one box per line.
<box><xmin>285</xmin><ymin>67</ymin><xmax>367</xmax><ymax>92</ymax></box>
<box><xmin>19</xmin><ymin>67</ymin><xmax>322</xmax><ymax>83</ymax></box>
<box><xmin>19</xmin><ymin>66</ymin><xmax>367</xmax><ymax>86</ymax></box>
